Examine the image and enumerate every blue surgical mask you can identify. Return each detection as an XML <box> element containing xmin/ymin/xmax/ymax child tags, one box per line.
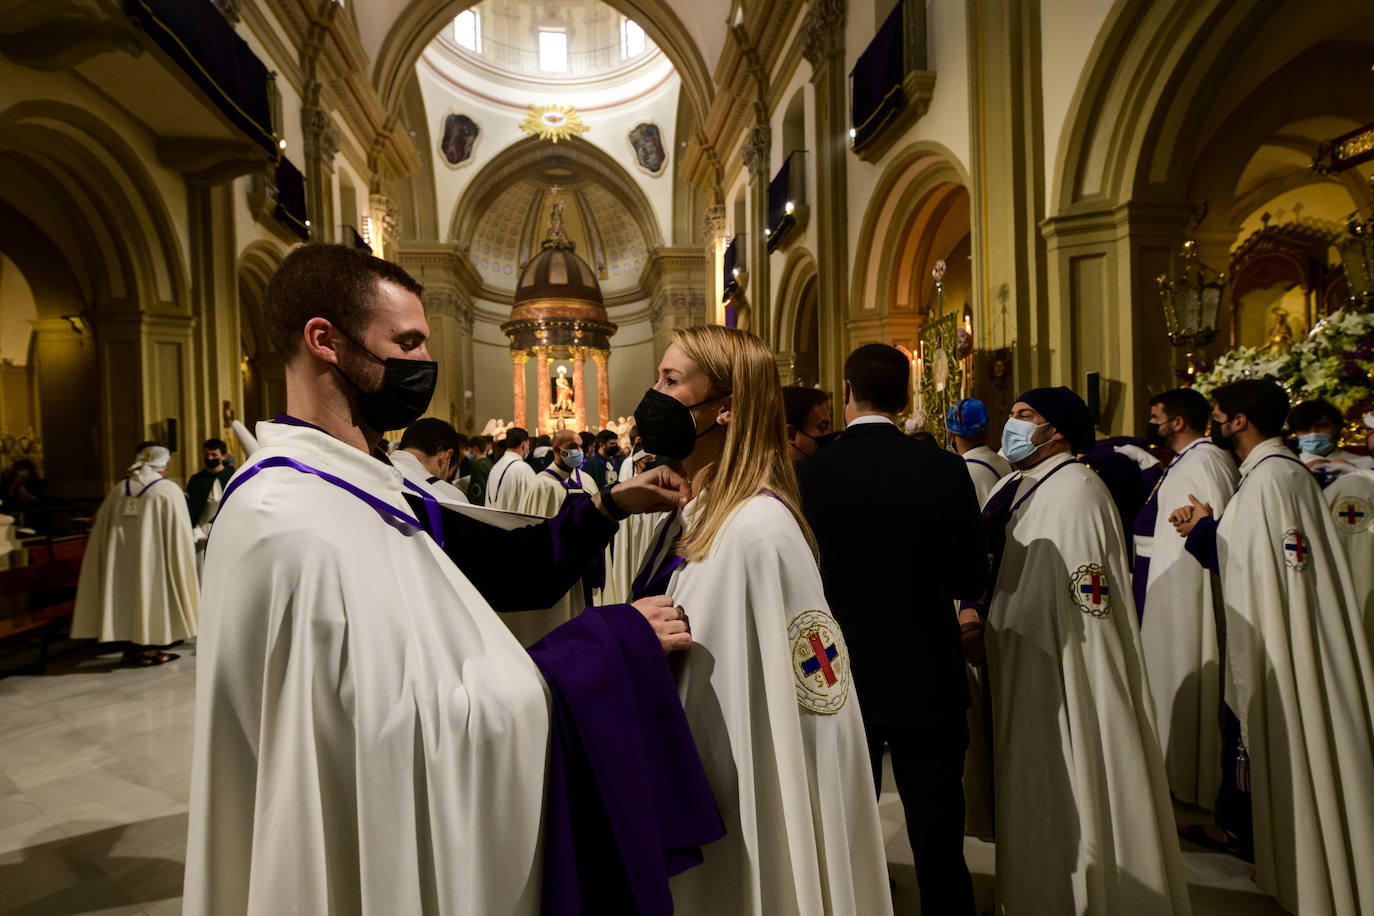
<box><xmin>1002</xmin><ymin>417</ymin><xmax>1049</xmax><ymax>464</ymax></box>
<box><xmin>562</xmin><ymin>448</ymin><xmax>584</xmax><ymax>468</ymax></box>
<box><xmin>1298</xmin><ymin>433</ymin><xmax>1335</xmax><ymax>457</ymax></box>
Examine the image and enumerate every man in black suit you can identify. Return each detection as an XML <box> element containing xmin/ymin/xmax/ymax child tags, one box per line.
<box><xmin>796</xmin><ymin>343</ymin><xmax>988</xmax><ymax>915</ymax></box>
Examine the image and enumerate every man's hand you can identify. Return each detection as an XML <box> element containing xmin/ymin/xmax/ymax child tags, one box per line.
<box><xmin>633</xmin><ymin>595</ymin><xmax>691</xmax><ymax>654</ymax></box>
<box><xmin>1168</xmin><ymin>494</ymin><xmax>1213</xmax><ymax>536</ymax></box>
<box><xmin>957</xmin><ymin>607</ymin><xmax>985</xmax><ymax>665</ymax></box>
<box><xmin>595</xmin><ymin>464</ymin><xmax>691</xmax><ymax>519</ymax></box>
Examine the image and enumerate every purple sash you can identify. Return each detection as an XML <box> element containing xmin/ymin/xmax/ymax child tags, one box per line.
<box><xmin>218</xmin><ymin>455</ymin><xmax>444</xmax><ymax>549</ymax></box>
<box><xmin>631</xmin><ymin>511</ymin><xmax>683</xmax><ymax>599</ymax></box>
<box><xmin>124</xmin><ymin>478</ymin><xmax>166</xmax><ymax>498</ymax></box>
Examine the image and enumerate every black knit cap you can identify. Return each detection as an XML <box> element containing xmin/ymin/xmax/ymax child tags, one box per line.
<box><xmin>1016</xmin><ymin>386</ymin><xmax>1095</xmax><ymax>454</ymax></box>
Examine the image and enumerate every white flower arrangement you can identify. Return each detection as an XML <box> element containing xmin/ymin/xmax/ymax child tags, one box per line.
<box><xmin>1192</xmin><ymin>308</ymin><xmax>1374</xmax><ymax>417</ymax></box>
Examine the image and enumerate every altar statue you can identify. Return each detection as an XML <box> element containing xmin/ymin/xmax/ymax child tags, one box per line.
<box><xmin>553</xmin><ymin>365</ymin><xmax>575</xmax><ymax>414</ymax></box>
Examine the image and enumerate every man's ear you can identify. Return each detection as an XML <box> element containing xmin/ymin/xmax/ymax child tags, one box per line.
<box><xmin>841</xmin><ymin>380</ymin><xmax>852</xmax><ymax>407</ymax></box>
<box><xmin>785</xmin><ymin>424</ymin><xmax>799</xmax><ymax>443</ymax></box>
<box><xmin>303</xmin><ymin>317</ymin><xmax>340</xmax><ymax>365</ymax></box>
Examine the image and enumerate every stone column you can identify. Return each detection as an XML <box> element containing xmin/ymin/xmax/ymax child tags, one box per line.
<box><xmin>742</xmin><ymin>126</ymin><xmax>772</xmax><ymax>339</ymax></box>
<box><xmin>572</xmin><ymin>347</ymin><xmax>587</xmax><ymax>430</ymax></box>
<box><xmin>535</xmin><ymin>351</ymin><xmax>550</xmax><ymax>435</ymax></box>
<box><xmin>511</xmin><ymin>351</ymin><xmax>529</xmax><ymax>428</ymax></box>
<box><xmin>302</xmin><ymin>106</ymin><xmax>339</xmax><ymax>243</ymax></box>
<box><xmin>592</xmin><ymin>350</ymin><xmax>610</xmax><ymax>428</ymax></box>
<box><xmin>368</xmin><ymin>193</ymin><xmax>400</xmax><ymax>261</ymax></box>
<box><xmin>701</xmin><ymin>202</ymin><xmax>727</xmax><ymax>325</ymax></box>
<box><xmin>802</xmin><ymin>0</ymin><xmax>847</xmax><ymax>397</ymax></box>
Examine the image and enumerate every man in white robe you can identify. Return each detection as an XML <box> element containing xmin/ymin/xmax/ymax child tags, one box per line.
<box><xmin>71</xmin><ymin>445</ymin><xmax>198</xmax><ymax>665</ymax></box>
<box><xmin>184</xmin><ymin>244</ymin><xmax>716</xmax><ymax>914</ymax></box>
<box><xmin>1120</xmin><ymin>388</ymin><xmax>1238</xmax><ymax>810</ymax></box>
<box><xmin>946</xmin><ymin>397</ymin><xmax>1011</xmax><ymax>504</ymax></box>
<box><xmin>944</xmin><ymin>398</ymin><xmax>1008</xmax><ymax>839</ymax></box>
<box><xmin>1171</xmin><ymin>379</ymin><xmax>1374</xmax><ymax>915</ymax></box>
<box><xmin>487</xmin><ymin>426</ymin><xmax>536</xmax><ymax>510</ymax></box>
<box><xmin>1288</xmin><ymin>398</ymin><xmax>1374</xmax><ymax>485</ymax></box>
<box><xmin>521</xmin><ymin>429</ymin><xmax>609</xmax><ymax>611</ymax></box>
<box><xmin>603</xmin><ymin>449</ymin><xmax>665</xmax><ymax>605</ymax></box>
<box><xmin>974</xmin><ymin>387</ymin><xmax>1190</xmax><ymax>915</ymax></box>
<box><xmin>1326</xmin><ymin>468</ymin><xmax>1374</xmax><ymax>650</ymax></box>
<box><xmin>393</xmin><ymin>417</ymin><xmax>469</xmax><ymax>505</ymax></box>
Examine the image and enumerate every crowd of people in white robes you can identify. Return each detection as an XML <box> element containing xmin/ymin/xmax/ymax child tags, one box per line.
<box><xmin>61</xmin><ymin>241</ymin><xmax>1374</xmax><ymax>916</ymax></box>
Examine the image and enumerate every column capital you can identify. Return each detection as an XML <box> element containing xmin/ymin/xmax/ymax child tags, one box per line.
<box><xmin>511</xmin><ymin>349</ymin><xmax>531</xmax><ymax>365</ymax></box>
<box><xmin>701</xmin><ymin>203</ymin><xmax>727</xmax><ymax>244</ymax></box>
<box><xmin>742</xmin><ymin>127</ymin><xmax>771</xmax><ymax>180</ymax></box>
<box><xmin>302</xmin><ymin>106</ymin><xmax>340</xmax><ymax>165</ymax></box>
<box><xmin>801</xmin><ymin>0</ymin><xmax>846</xmax><ymax>71</ymax></box>
<box><xmin>591</xmin><ymin>349</ymin><xmax>609</xmax><ymax>365</ymax></box>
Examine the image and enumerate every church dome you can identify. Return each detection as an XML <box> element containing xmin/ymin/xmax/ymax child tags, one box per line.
<box><xmin>502</xmin><ymin>201</ymin><xmax>617</xmax><ymax>352</ymax></box>
<box><xmin>513</xmin><ymin>241</ymin><xmax>603</xmax><ymax>307</ymax></box>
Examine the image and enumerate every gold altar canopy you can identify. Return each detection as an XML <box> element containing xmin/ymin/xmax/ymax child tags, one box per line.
<box><xmin>502</xmin><ymin>202</ymin><xmax>617</xmax><ymax>433</ymax></box>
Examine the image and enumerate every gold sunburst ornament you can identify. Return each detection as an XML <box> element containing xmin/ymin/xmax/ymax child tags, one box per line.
<box><xmin>520</xmin><ymin>104</ymin><xmax>589</xmax><ymax>143</ymax></box>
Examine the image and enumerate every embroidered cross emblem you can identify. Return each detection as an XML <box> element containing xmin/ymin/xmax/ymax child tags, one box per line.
<box><xmin>1341</xmin><ymin>503</ymin><xmax>1366</xmax><ymax>525</ymax></box>
<box><xmin>801</xmin><ymin>633</ymin><xmax>839</xmax><ymax>686</ymax></box>
<box><xmin>1286</xmin><ymin>534</ymin><xmax>1306</xmax><ymax>563</ymax></box>
<box><xmin>1079</xmin><ymin>573</ymin><xmax>1108</xmax><ymax>604</ymax></box>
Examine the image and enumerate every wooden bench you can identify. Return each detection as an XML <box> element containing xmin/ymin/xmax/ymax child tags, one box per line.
<box><xmin>0</xmin><ymin>542</ymin><xmax>85</xmax><ymax>675</ymax></box>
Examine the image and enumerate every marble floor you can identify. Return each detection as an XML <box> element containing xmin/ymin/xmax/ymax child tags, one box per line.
<box><xmin>0</xmin><ymin>643</ymin><xmax>1287</xmax><ymax>915</ymax></box>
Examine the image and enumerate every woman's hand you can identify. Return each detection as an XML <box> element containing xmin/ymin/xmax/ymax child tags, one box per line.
<box><xmin>633</xmin><ymin>595</ymin><xmax>692</xmax><ymax>654</ymax></box>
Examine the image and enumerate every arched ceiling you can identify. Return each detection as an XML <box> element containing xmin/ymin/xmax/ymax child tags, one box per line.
<box><xmin>364</xmin><ymin>0</ymin><xmax>722</xmax><ymax>127</ymax></box>
<box><xmin>468</xmin><ymin>171</ymin><xmax>649</xmax><ymax>296</ymax></box>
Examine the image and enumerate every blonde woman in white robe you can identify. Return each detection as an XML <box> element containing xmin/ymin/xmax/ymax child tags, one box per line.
<box><xmin>629</xmin><ymin>325</ymin><xmax>892</xmax><ymax>915</ymax></box>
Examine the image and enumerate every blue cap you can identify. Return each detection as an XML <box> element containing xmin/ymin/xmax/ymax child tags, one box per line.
<box><xmin>946</xmin><ymin>398</ymin><xmax>988</xmax><ymax>436</ymax></box>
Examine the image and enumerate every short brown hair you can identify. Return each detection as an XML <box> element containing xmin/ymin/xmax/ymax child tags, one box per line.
<box><xmin>782</xmin><ymin>386</ymin><xmax>829</xmax><ymax>431</ymax></box>
<box><xmin>263</xmin><ymin>244</ymin><xmax>423</xmax><ymax>360</ymax></box>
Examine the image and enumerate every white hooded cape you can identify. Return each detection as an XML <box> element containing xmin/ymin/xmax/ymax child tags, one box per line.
<box><xmin>1140</xmin><ymin>437</ymin><xmax>1238</xmax><ymax>807</ymax></box>
<box><xmin>602</xmin><ymin>508</ymin><xmax>666</xmax><ymax>605</ymax></box>
<box><xmin>70</xmin><ymin>472</ymin><xmax>199</xmax><ymax>645</ymax></box>
<box><xmin>645</xmin><ymin>494</ymin><xmax>892</xmax><ymax>915</ymax></box>
<box><xmin>984</xmin><ymin>452</ymin><xmax>1189</xmax><ymax>915</ymax></box>
<box><xmin>1324</xmin><ymin>469</ymin><xmax>1374</xmax><ymax>650</ymax></box>
<box><xmin>1213</xmin><ymin>437</ymin><xmax>1374</xmax><ymax>915</ymax></box>
<box><xmin>487</xmin><ymin>451</ymin><xmax>536</xmax><ymax>511</ymax></box>
<box><xmin>183</xmin><ymin>420</ymin><xmax>551</xmax><ymax>914</ymax></box>
<box><xmin>962</xmin><ymin>444</ymin><xmax>1012</xmax><ymax>505</ymax></box>
<box><xmin>389</xmin><ymin>448</ymin><xmax>470</xmax><ymax>507</ymax></box>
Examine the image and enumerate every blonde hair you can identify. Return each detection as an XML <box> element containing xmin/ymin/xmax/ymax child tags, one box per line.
<box><xmin>670</xmin><ymin>325</ymin><xmax>818</xmax><ymax>563</ymax></box>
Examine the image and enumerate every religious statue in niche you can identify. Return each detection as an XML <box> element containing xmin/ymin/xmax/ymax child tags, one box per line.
<box><xmin>552</xmin><ymin>365</ymin><xmax>575</xmax><ymax>416</ymax></box>
<box><xmin>628</xmin><ymin>122</ymin><xmax>667</xmax><ymax>176</ymax></box>
<box><xmin>439</xmin><ymin>114</ymin><xmax>480</xmax><ymax>168</ymax></box>
<box><xmin>1262</xmin><ymin>306</ymin><xmax>1296</xmax><ymax>355</ymax></box>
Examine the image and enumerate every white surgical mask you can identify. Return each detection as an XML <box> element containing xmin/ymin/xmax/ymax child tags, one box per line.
<box><xmin>1001</xmin><ymin>417</ymin><xmax>1050</xmax><ymax>464</ymax></box>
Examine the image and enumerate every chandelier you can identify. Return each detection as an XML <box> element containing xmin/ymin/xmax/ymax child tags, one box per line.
<box><xmin>1156</xmin><ymin>240</ymin><xmax>1226</xmax><ymax>385</ymax></box>
<box><xmin>1340</xmin><ymin>215</ymin><xmax>1374</xmax><ymax>309</ymax></box>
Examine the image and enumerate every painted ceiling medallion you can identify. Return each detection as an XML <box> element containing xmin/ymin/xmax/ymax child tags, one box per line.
<box><xmin>520</xmin><ymin>104</ymin><xmax>589</xmax><ymax>143</ymax></box>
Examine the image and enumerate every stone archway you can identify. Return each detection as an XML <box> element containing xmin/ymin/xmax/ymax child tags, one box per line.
<box><xmin>1044</xmin><ymin>0</ymin><xmax>1374</xmax><ymax>432</ymax></box>
<box><xmin>849</xmin><ymin>142</ymin><xmax>972</xmax><ymax>356</ymax></box>
<box><xmin>0</xmin><ymin>101</ymin><xmax>191</xmax><ymax>492</ymax></box>
<box><xmin>236</xmin><ymin>241</ymin><xmax>290</xmax><ymax>429</ymax></box>
<box><xmin>774</xmin><ymin>248</ymin><xmax>818</xmax><ymax>386</ymax></box>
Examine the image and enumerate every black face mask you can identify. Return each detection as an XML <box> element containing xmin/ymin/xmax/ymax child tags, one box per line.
<box><xmin>633</xmin><ymin>388</ymin><xmax>728</xmax><ymax>461</ymax></box>
<box><xmin>204</xmin><ymin>457</ymin><xmax>222</xmax><ymax>471</ymax></box>
<box><xmin>1145</xmin><ymin>419</ymin><xmax>1171</xmax><ymax>448</ymax></box>
<box><xmin>335</xmin><ymin>332</ymin><xmax>438</xmax><ymax>433</ymax></box>
<box><xmin>800</xmin><ymin>430</ymin><xmax>839</xmax><ymax>450</ymax></box>
<box><xmin>1210</xmin><ymin>417</ymin><xmax>1236</xmax><ymax>452</ymax></box>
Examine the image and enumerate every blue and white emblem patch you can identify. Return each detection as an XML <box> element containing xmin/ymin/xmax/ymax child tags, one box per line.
<box><xmin>1282</xmin><ymin>528</ymin><xmax>1311</xmax><ymax>571</ymax></box>
<box><xmin>1069</xmin><ymin>564</ymin><xmax>1111</xmax><ymax>618</ymax></box>
<box><xmin>1334</xmin><ymin>497</ymin><xmax>1372</xmax><ymax>534</ymax></box>
<box><xmin>788</xmin><ymin>610</ymin><xmax>850</xmax><ymax>714</ymax></box>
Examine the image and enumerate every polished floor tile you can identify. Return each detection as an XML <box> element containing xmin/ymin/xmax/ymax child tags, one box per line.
<box><xmin>0</xmin><ymin>643</ymin><xmax>1289</xmax><ymax>915</ymax></box>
